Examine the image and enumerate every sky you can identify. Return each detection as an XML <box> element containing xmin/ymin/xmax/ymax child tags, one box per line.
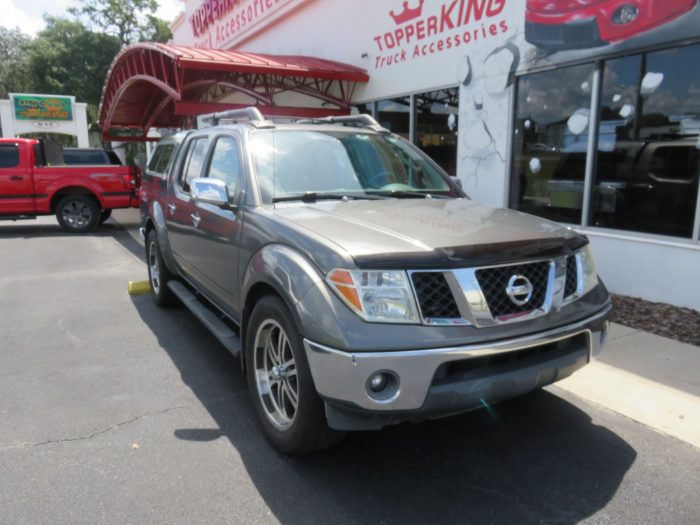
<box><xmin>3</xmin><ymin>0</ymin><xmax>185</xmax><ymax>36</ymax></box>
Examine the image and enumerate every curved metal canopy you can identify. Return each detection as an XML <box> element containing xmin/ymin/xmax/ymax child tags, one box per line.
<box><xmin>98</xmin><ymin>43</ymin><xmax>370</xmax><ymax>141</ymax></box>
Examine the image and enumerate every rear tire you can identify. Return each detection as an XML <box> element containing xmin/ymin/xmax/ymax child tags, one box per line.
<box><xmin>56</xmin><ymin>195</ymin><xmax>99</xmax><ymax>233</ymax></box>
<box><xmin>246</xmin><ymin>295</ymin><xmax>344</xmax><ymax>455</ymax></box>
<box><xmin>146</xmin><ymin>229</ymin><xmax>177</xmax><ymax>307</ymax></box>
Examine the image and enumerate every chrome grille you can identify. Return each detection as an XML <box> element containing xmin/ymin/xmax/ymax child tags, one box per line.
<box><xmin>410</xmin><ymin>272</ymin><xmax>461</xmax><ymax>320</ymax></box>
<box><xmin>475</xmin><ymin>261</ymin><xmax>550</xmax><ymax>319</ymax></box>
<box><xmin>564</xmin><ymin>255</ymin><xmax>578</xmax><ymax>298</ymax></box>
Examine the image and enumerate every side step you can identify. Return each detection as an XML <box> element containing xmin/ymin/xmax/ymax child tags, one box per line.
<box><xmin>167</xmin><ymin>281</ymin><xmax>241</xmax><ymax>358</ymax></box>
<box><xmin>0</xmin><ymin>215</ymin><xmax>37</xmax><ymax>221</ymax></box>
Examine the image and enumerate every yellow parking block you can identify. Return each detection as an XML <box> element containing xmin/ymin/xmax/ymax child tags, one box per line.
<box><xmin>128</xmin><ymin>280</ymin><xmax>151</xmax><ymax>295</ymax></box>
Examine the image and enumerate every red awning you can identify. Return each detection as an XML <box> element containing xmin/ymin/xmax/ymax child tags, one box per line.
<box><xmin>98</xmin><ymin>43</ymin><xmax>370</xmax><ymax>141</ymax></box>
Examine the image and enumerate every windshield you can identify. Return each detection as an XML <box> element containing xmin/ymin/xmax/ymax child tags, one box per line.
<box><xmin>249</xmin><ymin>130</ymin><xmax>461</xmax><ymax>203</ymax></box>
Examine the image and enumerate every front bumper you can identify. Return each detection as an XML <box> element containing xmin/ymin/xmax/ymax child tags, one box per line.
<box><xmin>304</xmin><ymin>304</ymin><xmax>610</xmax><ymax>430</ymax></box>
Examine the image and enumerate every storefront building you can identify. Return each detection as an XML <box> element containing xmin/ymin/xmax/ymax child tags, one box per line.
<box><xmin>164</xmin><ymin>0</ymin><xmax>700</xmax><ymax>310</ymax></box>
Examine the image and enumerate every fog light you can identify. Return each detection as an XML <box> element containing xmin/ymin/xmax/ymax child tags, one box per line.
<box><xmin>369</xmin><ymin>373</ymin><xmax>388</xmax><ymax>392</ymax></box>
<box><xmin>612</xmin><ymin>5</ymin><xmax>639</xmax><ymax>24</ymax></box>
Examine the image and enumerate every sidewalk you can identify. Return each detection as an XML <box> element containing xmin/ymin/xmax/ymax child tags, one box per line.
<box><xmin>554</xmin><ymin>323</ymin><xmax>700</xmax><ymax>448</ymax></box>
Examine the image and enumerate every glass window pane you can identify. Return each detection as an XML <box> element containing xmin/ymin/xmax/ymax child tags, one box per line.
<box><xmin>250</xmin><ymin>130</ymin><xmax>457</xmax><ymax>204</ymax></box>
<box><xmin>592</xmin><ymin>45</ymin><xmax>700</xmax><ymax>238</ymax></box>
<box><xmin>0</xmin><ymin>145</ymin><xmax>20</xmax><ymax>168</ymax></box>
<box><xmin>416</xmin><ymin>88</ymin><xmax>458</xmax><ymax>175</ymax></box>
<box><xmin>510</xmin><ymin>64</ymin><xmax>595</xmax><ymax>224</ymax></box>
<box><xmin>180</xmin><ymin>137</ymin><xmax>208</xmax><ymax>192</ymax></box>
<box><xmin>377</xmin><ymin>98</ymin><xmax>410</xmax><ymax>139</ymax></box>
<box><xmin>206</xmin><ymin>137</ymin><xmax>240</xmax><ymax>197</ymax></box>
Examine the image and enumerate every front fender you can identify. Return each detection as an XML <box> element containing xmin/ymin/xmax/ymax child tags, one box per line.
<box><xmin>241</xmin><ymin>244</ymin><xmax>324</xmax><ymax>331</ymax></box>
<box><xmin>148</xmin><ymin>200</ymin><xmax>178</xmax><ymax>275</ymax></box>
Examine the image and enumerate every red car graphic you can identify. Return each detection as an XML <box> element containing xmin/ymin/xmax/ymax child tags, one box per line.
<box><xmin>525</xmin><ymin>0</ymin><xmax>698</xmax><ymax>50</ymax></box>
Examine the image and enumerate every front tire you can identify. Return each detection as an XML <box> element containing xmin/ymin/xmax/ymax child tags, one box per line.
<box><xmin>56</xmin><ymin>195</ymin><xmax>99</xmax><ymax>233</ymax></box>
<box><xmin>146</xmin><ymin>229</ymin><xmax>177</xmax><ymax>307</ymax></box>
<box><xmin>246</xmin><ymin>295</ymin><xmax>343</xmax><ymax>455</ymax></box>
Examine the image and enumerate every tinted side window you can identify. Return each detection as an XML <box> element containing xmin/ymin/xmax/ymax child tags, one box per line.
<box><xmin>179</xmin><ymin>138</ymin><xmax>208</xmax><ymax>192</ymax></box>
<box><xmin>147</xmin><ymin>144</ymin><xmax>175</xmax><ymax>176</ymax></box>
<box><xmin>0</xmin><ymin>144</ymin><xmax>20</xmax><ymax>168</ymax></box>
<box><xmin>652</xmin><ymin>147</ymin><xmax>696</xmax><ymax>181</ymax></box>
<box><xmin>205</xmin><ymin>137</ymin><xmax>240</xmax><ymax>199</ymax></box>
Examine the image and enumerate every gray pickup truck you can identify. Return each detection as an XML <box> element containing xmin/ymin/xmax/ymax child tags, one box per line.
<box><xmin>140</xmin><ymin>108</ymin><xmax>611</xmax><ymax>455</ymax></box>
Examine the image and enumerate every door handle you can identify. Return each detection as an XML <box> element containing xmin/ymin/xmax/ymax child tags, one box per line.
<box><xmin>167</xmin><ymin>203</ymin><xmax>176</xmax><ymax>213</ymax></box>
<box><xmin>10</xmin><ymin>175</ymin><xmax>24</xmax><ymax>181</ymax></box>
<box><xmin>190</xmin><ymin>213</ymin><xmax>201</xmax><ymax>228</ymax></box>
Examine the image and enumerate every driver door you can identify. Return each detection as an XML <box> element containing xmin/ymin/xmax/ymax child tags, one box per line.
<box><xmin>188</xmin><ymin>134</ymin><xmax>245</xmax><ymax>313</ymax></box>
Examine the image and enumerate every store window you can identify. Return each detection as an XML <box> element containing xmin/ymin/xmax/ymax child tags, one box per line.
<box><xmin>415</xmin><ymin>88</ymin><xmax>458</xmax><ymax>175</ymax></box>
<box><xmin>510</xmin><ymin>64</ymin><xmax>595</xmax><ymax>224</ymax></box>
<box><xmin>592</xmin><ymin>45</ymin><xmax>700</xmax><ymax>238</ymax></box>
<box><xmin>377</xmin><ymin>97</ymin><xmax>410</xmax><ymax>139</ymax></box>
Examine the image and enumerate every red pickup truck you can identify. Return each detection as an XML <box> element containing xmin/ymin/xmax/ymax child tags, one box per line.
<box><xmin>0</xmin><ymin>138</ymin><xmax>139</xmax><ymax>232</ymax></box>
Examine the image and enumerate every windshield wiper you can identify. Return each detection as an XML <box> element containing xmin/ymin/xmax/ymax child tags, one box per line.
<box><xmin>372</xmin><ymin>190</ymin><xmax>451</xmax><ymax>199</ymax></box>
<box><xmin>272</xmin><ymin>192</ymin><xmax>387</xmax><ymax>203</ymax></box>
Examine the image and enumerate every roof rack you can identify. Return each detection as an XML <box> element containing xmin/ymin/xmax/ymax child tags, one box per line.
<box><xmin>196</xmin><ymin>107</ymin><xmax>275</xmax><ymax>129</ymax></box>
<box><xmin>295</xmin><ymin>114</ymin><xmax>390</xmax><ymax>133</ymax></box>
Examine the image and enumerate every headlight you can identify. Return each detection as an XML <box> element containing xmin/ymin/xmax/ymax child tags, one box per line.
<box><xmin>612</xmin><ymin>5</ymin><xmax>639</xmax><ymax>25</ymax></box>
<box><xmin>578</xmin><ymin>245</ymin><xmax>599</xmax><ymax>295</ymax></box>
<box><xmin>327</xmin><ymin>269</ymin><xmax>419</xmax><ymax>323</ymax></box>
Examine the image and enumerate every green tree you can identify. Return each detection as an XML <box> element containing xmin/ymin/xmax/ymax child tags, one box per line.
<box><xmin>69</xmin><ymin>0</ymin><xmax>172</xmax><ymax>45</ymax></box>
<box><xmin>0</xmin><ymin>27</ymin><xmax>36</xmax><ymax>98</ymax></box>
<box><xmin>29</xmin><ymin>17</ymin><xmax>121</xmax><ymax>120</ymax></box>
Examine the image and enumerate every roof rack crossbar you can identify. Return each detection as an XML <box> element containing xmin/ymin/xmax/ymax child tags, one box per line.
<box><xmin>296</xmin><ymin>114</ymin><xmax>389</xmax><ymax>133</ymax></box>
<box><xmin>197</xmin><ymin>107</ymin><xmax>265</xmax><ymax>128</ymax></box>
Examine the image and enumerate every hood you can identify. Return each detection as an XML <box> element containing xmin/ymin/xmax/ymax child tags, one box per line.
<box><xmin>272</xmin><ymin>198</ymin><xmax>585</xmax><ymax>268</ymax></box>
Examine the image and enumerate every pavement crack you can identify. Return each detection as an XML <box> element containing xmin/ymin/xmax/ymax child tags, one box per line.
<box><xmin>0</xmin><ymin>391</ymin><xmax>247</xmax><ymax>452</ymax></box>
<box><xmin>0</xmin><ymin>405</ymin><xmax>189</xmax><ymax>451</ymax></box>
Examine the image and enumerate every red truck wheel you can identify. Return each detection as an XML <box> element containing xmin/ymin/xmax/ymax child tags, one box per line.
<box><xmin>56</xmin><ymin>195</ymin><xmax>99</xmax><ymax>233</ymax></box>
<box><xmin>99</xmin><ymin>209</ymin><xmax>112</xmax><ymax>224</ymax></box>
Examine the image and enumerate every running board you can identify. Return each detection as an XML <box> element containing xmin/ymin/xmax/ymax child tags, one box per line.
<box><xmin>167</xmin><ymin>281</ymin><xmax>241</xmax><ymax>358</ymax></box>
<box><xmin>0</xmin><ymin>215</ymin><xmax>36</xmax><ymax>221</ymax></box>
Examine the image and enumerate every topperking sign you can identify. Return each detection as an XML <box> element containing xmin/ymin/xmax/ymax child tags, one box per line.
<box><xmin>371</xmin><ymin>0</ymin><xmax>510</xmax><ymax>70</ymax></box>
<box><xmin>190</xmin><ymin>0</ymin><xmax>303</xmax><ymax>49</ymax></box>
<box><xmin>12</xmin><ymin>95</ymin><xmax>73</xmax><ymax>121</ymax></box>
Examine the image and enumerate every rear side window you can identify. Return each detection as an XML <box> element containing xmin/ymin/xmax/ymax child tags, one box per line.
<box><xmin>0</xmin><ymin>144</ymin><xmax>20</xmax><ymax>168</ymax></box>
<box><xmin>147</xmin><ymin>144</ymin><xmax>175</xmax><ymax>176</ymax></box>
<box><xmin>179</xmin><ymin>137</ymin><xmax>208</xmax><ymax>192</ymax></box>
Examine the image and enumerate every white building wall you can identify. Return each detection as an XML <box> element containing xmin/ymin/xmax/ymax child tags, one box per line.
<box><xmin>584</xmin><ymin>231</ymin><xmax>700</xmax><ymax>310</ymax></box>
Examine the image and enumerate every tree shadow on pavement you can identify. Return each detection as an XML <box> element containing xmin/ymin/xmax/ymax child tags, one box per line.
<box><xmin>130</xmin><ymin>293</ymin><xmax>637</xmax><ymax>525</ymax></box>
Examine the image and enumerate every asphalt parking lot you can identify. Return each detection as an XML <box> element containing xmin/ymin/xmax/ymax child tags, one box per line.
<box><xmin>1</xmin><ymin>210</ymin><xmax>699</xmax><ymax>525</ymax></box>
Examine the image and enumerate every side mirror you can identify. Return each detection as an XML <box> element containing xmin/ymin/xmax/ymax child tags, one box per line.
<box><xmin>451</xmin><ymin>175</ymin><xmax>463</xmax><ymax>189</ymax></box>
<box><xmin>191</xmin><ymin>178</ymin><xmax>232</xmax><ymax>208</ymax></box>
